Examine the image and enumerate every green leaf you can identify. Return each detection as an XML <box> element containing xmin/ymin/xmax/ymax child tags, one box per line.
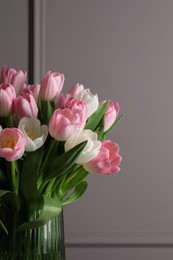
<box><xmin>102</xmin><ymin>113</ymin><xmax>124</xmax><ymax>140</ymax></box>
<box><xmin>17</xmin><ymin>195</ymin><xmax>62</xmax><ymax>231</ymax></box>
<box><xmin>42</xmin><ymin>100</ymin><xmax>54</xmax><ymax>124</ymax></box>
<box><xmin>62</xmin><ymin>180</ymin><xmax>88</xmax><ymax>205</ymax></box>
<box><xmin>37</xmin><ymin>195</ymin><xmax>62</xmax><ymax>221</ymax></box>
<box><xmin>0</xmin><ymin>220</ymin><xmax>8</xmax><ymax>235</ymax></box>
<box><xmin>0</xmin><ymin>168</ymin><xmax>8</xmax><ymax>188</ymax></box>
<box><xmin>16</xmin><ymin>219</ymin><xmax>46</xmax><ymax>231</ymax></box>
<box><xmin>0</xmin><ymin>190</ymin><xmax>20</xmax><ymax>209</ymax></box>
<box><xmin>45</xmin><ymin>141</ymin><xmax>87</xmax><ymax>181</ymax></box>
<box><xmin>84</xmin><ymin>102</ymin><xmax>109</xmax><ymax>130</ymax></box>
<box><xmin>60</xmin><ymin>167</ymin><xmax>88</xmax><ymax>196</ymax></box>
<box><xmin>6</xmin><ymin>115</ymin><xmax>13</xmax><ymax>128</ymax></box>
<box><xmin>20</xmin><ymin>146</ymin><xmax>44</xmax><ymax>207</ymax></box>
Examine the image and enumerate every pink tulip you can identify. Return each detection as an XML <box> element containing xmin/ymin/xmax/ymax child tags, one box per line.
<box><xmin>0</xmin><ymin>83</ymin><xmax>16</xmax><ymax>117</ymax></box>
<box><xmin>69</xmin><ymin>84</ymin><xmax>99</xmax><ymax>118</ymax></box>
<box><xmin>83</xmin><ymin>140</ymin><xmax>122</xmax><ymax>175</ymax></box>
<box><xmin>14</xmin><ymin>93</ymin><xmax>38</xmax><ymax>121</ymax></box>
<box><xmin>75</xmin><ymin>89</ymin><xmax>99</xmax><ymax>118</ymax></box>
<box><xmin>40</xmin><ymin>71</ymin><xmax>65</xmax><ymax>101</ymax></box>
<box><xmin>69</xmin><ymin>83</ymin><xmax>84</xmax><ymax>97</ymax></box>
<box><xmin>49</xmin><ymin>108</ymin><xmax>83</xmax><ymax>141</ymax></box>
<box><xmin>0</xmin><ymin>66</ymin><xmax>27</xmax><ymax>96</ymax></box>
<box><xmin>56</xmin><ymin>95</ymin><xmax>88</xmax><ymax>128</ymax></box>
<box><xmin>56</xmin><ymin>93</ymin><xmax>72</xmax><ymax>108</ymax></box>
<box><xmin>0</xmin><ymin>128</ymin><xmax>26</xmax><ymax>161</ymax></box>
<box><xmin>65</xmin><ymin>97</ymin><xmax>88</xmax><ymax>128</ymax></box>
<box><xmin>23</xmin><ymin>84</ymin><xmax>40</xmax><ymax>103</ymax></box>
<box><xmin>100</xmin><ymin>100</ymin><xmax>119</xmax><ymax>132</ymax></box>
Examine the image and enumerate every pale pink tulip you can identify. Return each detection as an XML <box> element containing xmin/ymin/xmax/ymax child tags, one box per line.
<box><xmin>65</xmin><ymin>98</ymin><xmax>88</xmax><ymax>129</ymax></box>
<box><xmin>0</xmin><ymin>128</ymin><xmax>26</xmax><ymax>161</ymax></box>
<box><xmin>69</xmin><ymin>84</ymin><xmax>99</xmax><ymax>117</ymax></box>
<box><xmin>75</xmin><ymin>89</ymin><xmax>99</xmax><ymax>118</ymax></box>
<box><xmin>56</xmin><ymin>95</ymin><xmax>87</xmax><ymax>129</ymax></box>
<box><xmin>40</xmin><ymin>71</ymin><xmax>64</xmax><ymax>101</ymax></box>
<box><xmin>69</xmin><ymin>83</ymin><xmax>84</xmax><ymax>97</ymax></box>
<box><xmin>100</xmin><ymin>100</ymin><xmax>119</xmax><ymax>132</ymax></box>
<box><xmin>56</xmin><ymin>93</ymin><xmax>72</xmax><ymax>108</ymax></box>
<box><xmin>49</xmin><ymin>108</ymin><xmax>83</xmax><ymax>141</ymax></box>
<box><xmin>0</xmin><ymin>66</ymin><xmax>27</xmax><ymax>96</ymax></box>
<box><xmin>23</xmin><ymin>84</ymin><xmax>40</xmax><ymax>103</ymax></box>
<box><xmin>14</xmin><ymin>93</ymin><xmax>38</xmax><ymax>121</ymax></box>
<box><xmin>83</xmin><ymin>140</ymin><xmax>122</xmax><ymax>174</ymax></box>
<box><xmin>0</xmin><ymin>83</ymin><xmax>16</xmax><ymax>117</ymax></box>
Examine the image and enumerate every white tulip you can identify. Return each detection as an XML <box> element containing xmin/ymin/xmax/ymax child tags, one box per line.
<box><xmin>18</xmin><ymin>117</ymin><xmax>48</xmax><ymax>152</ymax></box>
<box><xmin>65</xmin><ymin>129</ymin><xmax>101</xmax><ymax>164</ymax></box>
<box><xmin>76</xmin><ymin>89</ymin><xmax>99</xmax><ymax>118</ymax></box>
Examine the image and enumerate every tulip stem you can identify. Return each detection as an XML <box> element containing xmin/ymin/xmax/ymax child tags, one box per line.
<box><xmin>38</xmin><ymin>139</ymin><xmax>58</xmax><ymax>187</ymax></box>
<box><xmin>45</xmin><ymin>178</ymin><xmax>56</xmax><ymax>196</ymax></box>
<box><xmin>42</xmin><ymin>139</ymin><xmax>57</xmax><ymax>171</ymax></box>
<box><xmin>11</xmin><ymin>161</ymin><xmax>18</xmax><ymax>195</ymax></box>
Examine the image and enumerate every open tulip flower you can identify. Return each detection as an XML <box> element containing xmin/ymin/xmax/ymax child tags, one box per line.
<box><xmin>0</xmin><ymin>66</ymin><xmax>123</xmax><ymax>232</ymax></box>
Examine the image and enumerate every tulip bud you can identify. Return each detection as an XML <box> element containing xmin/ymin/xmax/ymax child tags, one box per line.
<box><xmin>49</xmin><ymin>108</ymin><xmax>83</xmax><ymax>141</ymax></box>
<box><xmin>56</xmin><ymin>93</ymin><xmax>72</xmax><ymax>109</ymax></box>
<box><xmin>14</xmin><ymin>93</ymin><xmax>38</xmax><ymax>122</ymax></box>
<box><xmin>23</xmin><ymin>84</ymin><xmax>40</xmax><ymax>103</ymax></box>
<box><xmin>76</xmin><ymin>89</ymin><xmax>99</xmax><ymax>118</ymax></box>
<box><xmin>40</xmin><ymin>71</ymin><xmax>64</xmax><ymax>101</ymax></box>
<box><xmin>0</xmin><ymin>66</ymin><xmax>27</xmax><ymax>96</ymax></box>
<box><xmin>100</xmin><ymin>100</ymin><xmax>119</xmax><ymax>132</ymax></box>
<box><xmin>69</xmin><ymin>83</ymin><xmax>84</xmax><ymax>97</ymax></box>
<box><xmin>65</xmin><ymin>98</ymin><xmax>88</xmax><ymax>129</ymax></box>
<box><xmin>0</xmin><ymin>83</ymin><xmax>16</xmax><ymax>117</ymax></box>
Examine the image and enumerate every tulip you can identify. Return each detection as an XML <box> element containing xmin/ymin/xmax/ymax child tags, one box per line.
<box><xmin>0</xmin><ymin>83</ymin><xmax>16</xmax><ymax>117</ymax></box>
<box><xmin>0</xmin><ymin>66</ymin><xmax>27</xmax><ymax>96</ymax></box>
<box><xmin>23</xmin><ymin>84</ymin><xmax>40</xmax><ymax>103</ymax></box>
<box><xmin>18</xmin><ymin>117</ymin><xmax>48</xmax><ymax>152</ymax></box>
<box><xmin>100</xmin><ymin>100</ymin><xmax>119</xmax><ymax>132</ymax></box>
<box><xmin>49</xmin><ymin>108</ymin><xmax>83</xmax><ymax>141</ymax></box>
<box><xmin>40</xmin><ymin>71</ymin><xmax>64</xmax><ymax>101</ymax></box>
<box><xmin>56</xmin><ymin>93</ymin><xmax>72</xmax><ymax>108</ymax></box>
<box><xmin>0</xmin><ymin>128</ymin><xmax>26</xmax><ymax>161</ymax></box>
<box><xmin>65</xmin><ymin>129</ymin><xmax>101</xmax><ymax>164</ymax></box>
<box><xmin>69</xmin><ymin>84</ymin><xmax>99</xmax><ymax>118</ymax></box>
<box><xmin>56</xmin><ymin>95</ymin><xmax>88</xmax><ymax>128</ymax></box>
<box><xmin>83</xmin><ymin>140</ymin><xmax>122</xmax><ymax>175</ymax></box>
<box><xmin>14</xmin><ymin>93</ymin><xmax>38</xmax><ymax>122</ymax></box>
<box><xmin>75</xmin><ymin>89</ymin><xmax>99</xmax><ymax>118</ymax></box>
<box><xmin>69</xmin><ymin>83</ymin><xmax>84</xmax><ymax>97</ymax></box>
<box><xmin>66</xmin><ymin>98</ymin><xmax>88</xmax><ymax>128</ymax></box>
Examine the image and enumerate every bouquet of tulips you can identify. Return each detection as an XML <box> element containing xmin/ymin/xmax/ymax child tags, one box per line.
<box><xmin>0</xmin><ymin>66</ymin><xmax>123</xmax><ymax>232</ymax></box>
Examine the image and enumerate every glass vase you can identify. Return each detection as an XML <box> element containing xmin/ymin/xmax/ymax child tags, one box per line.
<box><xmin>0</xmin><ymin>207</ymin><xmax>66</xmax><ymax>259</ymax></box>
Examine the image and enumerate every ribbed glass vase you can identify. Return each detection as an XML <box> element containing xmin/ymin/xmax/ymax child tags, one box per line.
<box><xmin>0</xmin><ymin>207</ymin><xmax>66</xmax><ymax>259</ymax></box>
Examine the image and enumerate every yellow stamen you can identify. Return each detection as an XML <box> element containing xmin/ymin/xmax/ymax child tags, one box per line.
<box><xmin>0</xmin><ymin>137</ymin><xmax>17</xmax><ymax>149</ymax></box>
<box><xmin>26</xmin><ymin>130</ymin><xmax>36</xmax><ymax>140</ymax></box>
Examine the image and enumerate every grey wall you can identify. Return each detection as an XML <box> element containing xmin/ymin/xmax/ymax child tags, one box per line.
<box><xmin>38</xmin><ymin>1</ymin><xmax>173</xmax><ymax>258</ymax></box>
<box><xmin>1</xmin><ymin>0</ymin><xmax>173</xmax><ymax>259</ymax></box>
<box><xmin>0</xmin><ymin>0</ymin><xmax>28</xmax><ymax>71</ymax></box>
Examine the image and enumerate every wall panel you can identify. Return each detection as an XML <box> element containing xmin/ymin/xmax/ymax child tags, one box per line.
<box><xmin>34</xmin><ymin>0</ymin><xmax>173</xmax><ymax>259</ymax></box>
<box><xmin>0</xmin><ymin>0</ymin><xmax>28</xmax><ymax>71</ymax></box>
